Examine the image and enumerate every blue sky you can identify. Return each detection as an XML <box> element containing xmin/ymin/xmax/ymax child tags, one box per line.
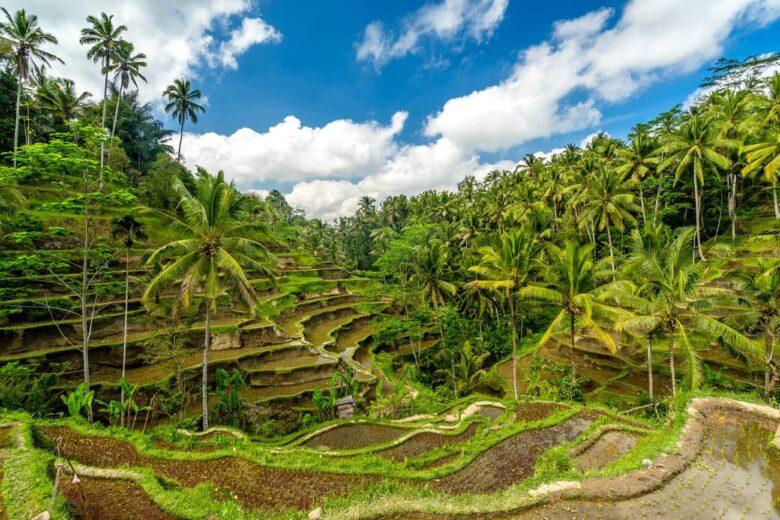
<box><xmin>16</xmin><ymin>0</ymin><xmax>780</xmax><ymax>218</ymax></box>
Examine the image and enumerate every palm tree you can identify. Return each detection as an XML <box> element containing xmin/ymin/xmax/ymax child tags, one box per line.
<box><xmin>730</xmin><ymin>258</ymin><xmax>780</xmax><ymax>401</ymax></box>
<box><xmin>106</xmin><ymin>40</ymin><xmax>146</xmax><ymax>139</ymax></box>
<box><xmin>143</xmin><ymin>171</ymin><xmax>275</xmax><ymax>430</ymax></box>
<box><xmin>616</xmin><ymin>125</ymin><xmax>660</xmax><ymax>222</ymax></box>
<box><xmin>742</xmin><ymin>129</ymin><xmax>780</xmax><ymax>218</ymax></box>
<box><xmin>709</xmin><ymin>89</ymin><xmax>750</xmax><ymax>237</ymax></box>
<box><xmin>412</xmin><ymin>240</ymin><xmax>457</xmax><ymax>333</ymax></box>
<box><xmin>468</xmin><ymin>231</ymin><xmax>541</xmax><ymax>400</ymax></box>
<box><xmin>0</xmin><ymin>8</ymin><xmax>62</xmax><ymax>166</ymax></box>
<box><xmin>357</xmin><ymin>195</ymin><xmax>376</xmax><ymax>218</ymax></box>
<box><xmin>618</xmin><ymin>227</ymin><xmax>760</xmax><ymax>395</ymax></box>
<box><xmin>657</xmin><ymin>115</ymin><xmax>733</xmax><ymax>260</ymax></box>
<box><xmin>578</xmin><ymin>165</ymin><xmax>640</xmax><ymax>273</ymax></box>
<box><xmin>110</xmin><ymin>214</ymin><xmax>146</xmax><ymax>423</ymax></box>
<box><xmin>39</xmin><ymin>79</ymin><xmax>91</xmax><ymax>127</ymax></box>
<box><xmin>163</xmin><ymin>78</ymin><xmax>205</xmax><ymax>161</ymax></box>
<box><xmin>519</xmin><ymin>241</ymin><xmax>627</xmax><ymax>381</ymax></box>
<box><xmin>80</xmin><ymin>12</ymin><xmax>126</xmax><ymax>166</ymax></box>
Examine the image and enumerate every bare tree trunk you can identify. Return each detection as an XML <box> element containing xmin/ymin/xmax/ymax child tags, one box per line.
<box><xmin>693</xmin><ymin>173</ymin><xmax>705</xmax><ymax>261</ymax></box>
<box><xmin>765</xmin><ymin>334</ymin><xmax>774</xmax><ymax>403</ymax></box>
<box><xmin>13</xmin><ymin>78</ymin><xmax>21</xmax><ymax>167</ymax></box>
<box><xmin>639</xmin><ymin>185</ymin><xmax>646</xmax><ymax>222</ymax></box>
<box><xmin>81</xmin><ymin>191</ymin><xmax>92</xmax><ymax>422</ymax></box>
<box><xmin>110</xmin><ymin>83</ymin><xmax>123</xmax><ymax>138</ymax></box>
<box><xmin>606</xmin><ymin>225</ymin><xmax>616</xmax><ymax>277</ymax></box>
<box><xmin>730</xmin><ymin>172</ymin><xmax>737</xmax><ymax>239</ymax></box>
<box><xmin>570</xmin><ymin>312</ymin><xmax>577</xmax><ymax>382</ymax></box>
<box><xmin>100</xmin><ymin>60</ymin><xmax>109</xmax><ymax>169</ymax></box>
<box><xmin>773</xmin><ymin>178</ymin><xmax>779</xmax><ymax>219</ymax></box>
<box><xmin>653</xmin><ymin>186</ymin><xmax>663</xmax><ymax>224</ymax></box>
<box><xmin>120</xmin><ymin>248</ymin><xmax>130</xmax><ymax>426</ymax></box>
<box><xmin>202</xmin><ymin>301</ymin><xmax>211</xmax><ymax>430</ymax></box>
<box><xmin>509</xmin><ymin>298</ymin><xmax>518</xmax><ymax>401</ymax></box>
<box><xmin>647</xmin><ymin>338</ymin><xmax>654</xmax><ymax>401</ymax></box>
<box><xmin>177</xmin><ymin>119</ymin><xmax>185</xmax><ymax>162</ymax></box>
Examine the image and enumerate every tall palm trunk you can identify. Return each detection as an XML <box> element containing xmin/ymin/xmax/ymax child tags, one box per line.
<box><xmin>111</xmin><ymin>83</ymin><xmax>124</xmax><ymax>138</ymax></box>
<box><xmin>692</xmin><ymin>173</ymin><xmax>705</xmax><ymax>261</ymax></box>
<box><xmin>606</xmin><ymin>225</ymin><xmax>616</xmax><ymax>276</ymax></box>
<box><xmin>668</xmin><ymin>334</ymin><xmax>676</xmax><ymax>396</ymax></box>
<box><xmin>509</xmin><ymin>297</ymin><xmax>519</xmax><ymax>401</ymax></box>
<box><xmin>202</xmin><ymin>300</ymin><xmax>211</xmax><ymax>430</ymax></box>
<box><xmin>13</xmin><ymin>77</ymin><xmax>21</xmax><ymax>167</ymax></box>
<box><xmin>765</xmin><ymin>334</ymin><xmax>774</xmax><ymax>403</ymax></box>
<box><xmin>646</xmin><ymin>338</ymin><xmax>654</xmax><ymax>401</ymax></box>
<box><xmin>729</xmin><ymin>172</ymin><xmax>737</xmax><ymax>239</ymax></box>
<box><xmin>638</xmin><ymin>185</ymin><xmax>646</xmax><ymax>222</ymax></box>
<box><xmin>177</xmin><ymin>118</ymin><xmax>185</xmax><ymax>162</ymax></box>
<box><xmin>120</xmin><ymin>247</ymin><xmax>130</xmax><ymax>426</ymax></box>
<box><xmin>81</xmin><ymin>192</ymin><xmax>93</xmax><ymax>422</ymax></box>
<box><xmin>100</xmin><ymin>56</ymin><xmax>109</xmax><ymax>168</ymax></box>
<box><xmin>569</xmin><ymin>311</ymin><xmax>577</xmax><ymax>382</ymax></box>
<box><xmin>773</xmin><ymin>178</ymin><xmax>780</xmax><ymax>219</ymax></box>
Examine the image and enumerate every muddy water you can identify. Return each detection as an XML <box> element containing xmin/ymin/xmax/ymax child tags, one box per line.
<box><xmin>507</xmin><ymin>413</ymin><xmax>780</xmax><ymax>519</ymax></box>
<box><xmin>389</xmin><ymin>413</ymin><xmax>780</xmax><ymax>520</ymax></box>
<box><xmin>333</xmin><ymin>319</ymin><xmax>375</xmax><ymax>353</ymax></box>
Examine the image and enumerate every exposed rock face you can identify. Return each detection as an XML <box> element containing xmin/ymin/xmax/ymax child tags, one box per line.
<box><xmin>211</xmin><ymin>331</ymin><xmax>240</xmax><ymax>351</ymax></box>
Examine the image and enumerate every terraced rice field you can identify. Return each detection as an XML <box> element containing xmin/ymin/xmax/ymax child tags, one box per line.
<box><xmin>572</xmin><ymin>430</ymin><xmax>642</xmax><ymax>472</ymax></box>
<box><xmin>504</xmin><ymin>411</ymin><xmax>780</xmax><ymax>519</ymax></box>
<box><xmin>44</xmin><ymin>426</ymin><xmax>378</xmax><ymax>511</ymax></box>
<box><xmin>376</xmin><ymin>423</ymin><xmax>479</xmax><ymax>461</ymax></box>
<box><xmin>430</xmin><ymin>413</ymin><xmax>597</xmax><ymax>494</ymax></box>
<box><xmin>303</xmin><ymin>423</ymin><xmax>409</xmax><ymax>450</ymax></box>
<box><xmin>59</xmin><ymin>477</ymin><xmax>177</xmax><ymax>520</ymax></box>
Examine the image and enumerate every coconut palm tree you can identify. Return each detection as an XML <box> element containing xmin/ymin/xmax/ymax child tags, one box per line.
<box><xmin>742</xmin><ymin>129</ymin><xmax>780</xmax><ymax>218</ymax></box>
<box><xmin>79</xmin><ymin>12</ymin><xmax>126</xmax><ymax>165</ymax></box>
<box><xmin>730</xmin><ymin>258</ymin><xmax>780</xmax><ymax>401</ymax></box>
<box><xmin>578</xmin><ymin>165</ymin><xmax>640</xmax><ymax>274</ymax></box>
<box><xmin>519</xmin><ymin>241</ymin><xmax>628</xmax><ymax>381</ymax></box>
<box><xmin>618</xmin><ymin>227</ymin><xmax>761</xmax><ymax>395</ymax></box>
<box><xmin>616</xmin><ymin>125</ymin><xmax>660</xmax><ymax>222</ymax></box>
<box><xmin>0</xmin><ymin>8</ymin><xmax>62</xmax><ymax>166</ymax></box>
<box><xmin>106</xmin><ymin>40</ymin><xmax>146</xmax><ymax>139</ymax></box>
<box><xmin>708</xmin><ymin>89</ymin><xmax>750</xmax><ymax>237</ymax></box>
<box><xmin>110</xmin><ymin>214</ymin><xmax>146</xmax><ymax>424</ymax></box>
<box><xmin>657</xmin><ymin>115</ymin><xmax>733</xmax><ymax>260</ymax></box>
<box><xmin>143</xmin><ymin>171</ymin><xmax>275</xmax><ymax>430</ymax></box>
<box><xmin>468</xmin><ymin>231</ymin><xmax>542</xmax><ymax>400</ymax></box>
<box><xmin>411</xmin><ymin>239</ymin><xmax>457</xmax><ymax>336</ymax></box>
<box><xmin>163</xmin><ymin>78</ymin><xmax>205</xmax><ymax>161</ymax></box>
<box><xmin>39</xmin><ymin>78</ymin><xmax>91</xmax><ymax>127</ymax></box>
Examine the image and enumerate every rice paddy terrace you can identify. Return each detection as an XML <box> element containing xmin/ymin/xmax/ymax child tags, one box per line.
<box><xmin>0</xmin><ymin>396</ymin><xmax>777</xmax><ymax>519</ymax></box>
<box><xmin>0</xmin><ymin>212</ymin><xmax>388</xmax><ymax>416</ymax></box>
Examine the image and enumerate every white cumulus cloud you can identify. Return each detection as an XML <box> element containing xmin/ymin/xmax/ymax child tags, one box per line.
<box><xmin>424</xmin><ymin>0</ymin><xmax>780</xmax><ymax>152</ymax></box>
<box><xmin>6</xmin><ymin>0</ymin><xmax>280</xmax><ymax>103</ymax></box>
<box><xmin>356</xmin><ymin>0</ymin><xmax>508</xmax><ymax>69</ymax></box>
<box><xmin>180</xmin><ymin>112</ymin><xmax>408</xmax><ymax>186</ymax></box>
